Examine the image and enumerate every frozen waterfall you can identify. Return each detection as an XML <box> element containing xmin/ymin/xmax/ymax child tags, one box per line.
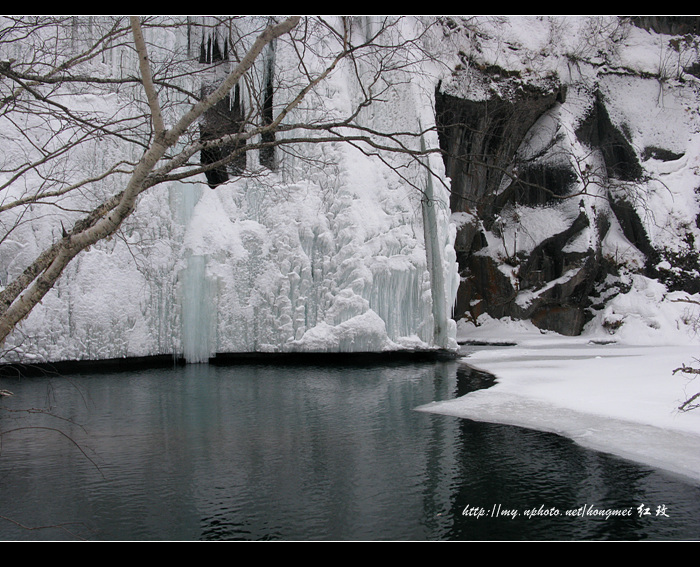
<box><xmin>0</xmin><ymin>17</ymin><xmax>461</xmax><ymax>366</ymax></box>
<box><xmin>180</xmin><ymin>254</ymin><xmax>215</xmax><ymax>363</ymax></box>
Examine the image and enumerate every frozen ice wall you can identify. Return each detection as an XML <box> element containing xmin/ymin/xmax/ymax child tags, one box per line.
<box><xmin>0</xmin><ymin>17</ymin><xmax>459</xmax><ymax>364</ymax></box>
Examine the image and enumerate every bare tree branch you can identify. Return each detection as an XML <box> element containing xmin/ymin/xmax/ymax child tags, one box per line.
<box><xmin>0</xmin><ymin>16</ymin><xmax>301</xmax><ymax>345</ymax></box>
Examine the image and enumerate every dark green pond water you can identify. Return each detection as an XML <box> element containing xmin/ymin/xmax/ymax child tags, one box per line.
<box><xmin>0</xmin><ymin>359</ymin><xmax>698</xmax><ymax>541</ymax></box>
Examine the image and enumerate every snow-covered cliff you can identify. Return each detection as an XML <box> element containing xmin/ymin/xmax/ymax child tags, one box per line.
<box><xmin>2</xmin><ymin>16</ymin><xmax>700</xmax><ymax>365</ymax></box>
<box><xmin>437</xmin><ymin>16</ymin><xmax>700</xmax><ymax>341</ymax></box>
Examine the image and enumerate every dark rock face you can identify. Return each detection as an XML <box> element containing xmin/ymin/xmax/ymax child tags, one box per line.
<box><xmin>494</xmin><ymin>164</ymin><xmax>577</xmax><ymax>211</ymax></box>
<box><xmin>517</xmin><ymin>211</ymin><xmax>591</xmax><ymax>290</ymax></box>
<box><xmin>436</xmin><ymin>77</ymin><xmax>597</xmax><ymax>334</ymax></box>
<box><xmin>461</xmin><ymin>253</ymin><xmax>516</xmax><ymax>321</ymax></box>
<box><xmin>574</xmin><ymin>93</ymin><xmax>643</xmax><ymax>182</ymax></box>
<box><xmin>436</xmin><ymin>82</ymin><xmax>561</xmax><ymax>220</ymax></box>
<box><xmin>200</xmin><ymin>83</ymin><xmax>247</xmax><ymax>188</ymax></box>
<box><xmin>437</xmin><ymin>68</ymin><xmax>700</xmax><ymax>336</ymax></box>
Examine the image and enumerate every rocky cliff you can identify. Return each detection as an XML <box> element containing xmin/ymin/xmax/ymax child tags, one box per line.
<box><xmin>437</xmin><ymin>16</ymin><xmax>700</xmax><ymax>336</ymax></box>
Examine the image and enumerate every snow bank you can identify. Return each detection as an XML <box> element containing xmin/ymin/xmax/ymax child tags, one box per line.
<box><xmin>420</xmin><ymin>304</ymin><xmax>700</xmax><ymax>483</ymax></box>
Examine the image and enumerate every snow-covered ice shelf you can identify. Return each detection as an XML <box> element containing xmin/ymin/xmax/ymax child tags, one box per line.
<box><xmin>417</xmin><ymin>330</ymin><xmax>700</xmax><ymax>484</ymax></box>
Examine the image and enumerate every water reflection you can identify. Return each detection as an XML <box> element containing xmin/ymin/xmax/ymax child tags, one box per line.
<box><xmin>454</xmin><ymin>364</ymin><xmax>497</xmax><ymax>397</ymax></box>
<box><xmin>443</xmin><ymin>419</ymin><xmax>700</xmax><ymax>540</ymax></box>
<box><xmin>0</xmin><ymin>360</ymin><xmax>698</xmax><ymax>540</ymax></box>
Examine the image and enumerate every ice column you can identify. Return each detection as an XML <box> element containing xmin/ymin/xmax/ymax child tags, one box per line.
<box><xmin>176</xmin><ymin>182</ymin><xmax>215</xmax><ymax>363</ymax></box>
<box><xmin>180</xmin><ymin>254</ymin><xmax>214</xmax><ymax>363</ymax></box>
<box><xmin>420</xmin><ymin>130</ymin><xmax>450</xmax><ymax>349</ymax></box>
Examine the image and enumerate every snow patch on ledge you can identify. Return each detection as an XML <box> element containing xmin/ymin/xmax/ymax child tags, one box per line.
<box><xmin>285</xmin><ymin>310</ymin><xmax>401</xmax><ymax>353</ymax></box>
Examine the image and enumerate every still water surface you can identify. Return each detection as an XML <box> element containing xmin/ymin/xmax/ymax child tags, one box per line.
<box><xmin>0</xmin><ymin>358</ymin><xmax>699</xmax><ymax>540</ymax></box>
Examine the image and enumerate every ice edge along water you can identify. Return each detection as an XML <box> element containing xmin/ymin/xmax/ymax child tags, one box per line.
<box><xmin>417</xmin><ymin>336</ymin><xmax>700</xmax><ymax>485</ymax></box>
